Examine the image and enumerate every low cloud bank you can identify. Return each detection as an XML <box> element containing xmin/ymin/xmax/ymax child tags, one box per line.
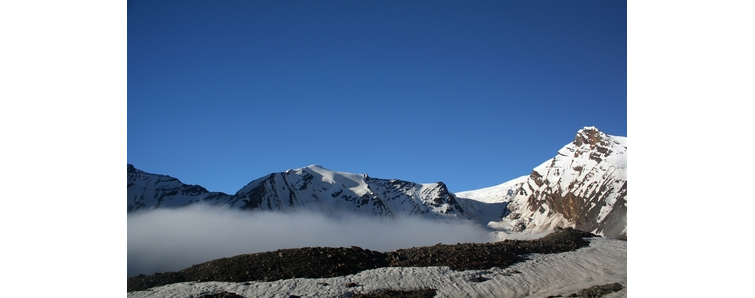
<box><xmin>128</xmin><ymin>205</ymin><xmax>494</xmax><ymax>277</ymax></box>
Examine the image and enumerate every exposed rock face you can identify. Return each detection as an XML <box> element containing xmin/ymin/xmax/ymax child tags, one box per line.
<box><xmin>127</xmin><ymin>164</ymin><xmax>465</xmax><ymax>219</ymax></box>
<box><xmin>505</xmin><ymin>127</ymin><xmax>627</xmax><ymax>239</ymax></box>
<box><xmin>456</xmin><ymin>127</ymin><xmax>626</xmax><ymax>239</ymax></box>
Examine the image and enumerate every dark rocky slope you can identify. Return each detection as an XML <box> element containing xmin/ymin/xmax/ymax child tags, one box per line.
<box><xmin>128</xmin><ymin>228</ymin><xmax>597</xmax><ymax>292</ymax></box>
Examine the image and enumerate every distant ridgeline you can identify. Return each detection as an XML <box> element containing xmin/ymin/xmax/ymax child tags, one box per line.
<box><xmin>128</xmin><ymin>127</ymin><xmax>627</xmax><ymax>239</ymax></box>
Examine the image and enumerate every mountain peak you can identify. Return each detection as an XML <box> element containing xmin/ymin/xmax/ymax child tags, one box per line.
<box><xmin>573</xmin><ymin>126</ymin><xmax>608</xmax><ymax>147</ymax></box>
<box><xmin>304</xmin><ymin>164</ymin><xmax>327</xmax><ymax>170</ymax></box>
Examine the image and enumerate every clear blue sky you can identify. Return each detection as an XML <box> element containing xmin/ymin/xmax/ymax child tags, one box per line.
<box><xmin>127</xmin><ymin>0</ymin><xmax>626</xmax><ymax>194</ymax></box>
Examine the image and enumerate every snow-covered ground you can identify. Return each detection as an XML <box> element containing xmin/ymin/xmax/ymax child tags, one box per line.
<box><xmin>128</xmin><ymin>237</ymin><xmax>626</xmax><ymax>298</ymax></box>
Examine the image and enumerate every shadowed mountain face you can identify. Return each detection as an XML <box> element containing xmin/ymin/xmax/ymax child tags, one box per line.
<box><xmin>128</xmin><ymin>127</ymin><xmax>627</xmax><ymax>238</ymax></box>
<box><xmin>127</xmin><ymin>164</ymin><xmax>232</xmax><ymax>212</ymax></box>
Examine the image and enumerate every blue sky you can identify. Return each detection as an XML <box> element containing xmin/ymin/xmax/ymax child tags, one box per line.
<box><xmin>8</xmin><ymin>1</ymin><xmax>755</xmax><ymax>294</ymax></box>
<box><xmin>127</xmin><ymin>0</ymin><xmax>627</xmax><ymax>194</ymax></box>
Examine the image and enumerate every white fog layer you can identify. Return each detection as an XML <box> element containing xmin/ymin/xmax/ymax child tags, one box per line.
<box><xmin>128</xmin><ymin>205</ymin><xmax>494</xmax><ymax>277</ymax></box>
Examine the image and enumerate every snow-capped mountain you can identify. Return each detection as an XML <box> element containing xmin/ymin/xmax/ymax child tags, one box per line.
<box><xmin>456</xmin><ymin>126</ymin><xmax>627</xmax><ymax>239</ymax></box>
<box><xmin>128</xmin><ymin>164</ymin><xmax>465</xmax><ymax>219</ymax></box>
<box><xmin>128</xmin><ymin>126</ymin><xmax>627</xmax><ymax>238</ymax></box>
<box><xmin>127</xmin><ymin>164</ymin><xmax>231</xmax><ymax>212</ymax></box>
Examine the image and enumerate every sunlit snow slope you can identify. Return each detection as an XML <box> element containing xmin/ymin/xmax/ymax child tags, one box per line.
<box><xmin>128</xmin><ymin>164</ymin><xmax>465</xmax><ymax>219</ymax></box>
<box><xmin>457</xmin><ymin>126</ymin><xmax>627</xmax><ymax>239</ymax></box>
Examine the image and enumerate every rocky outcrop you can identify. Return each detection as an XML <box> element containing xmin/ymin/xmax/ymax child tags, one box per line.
<box><xmin>505</xmin><ymin>127</ymin><xmax>627</xmax><ymax>239</ymax></box>
<box><xmin>456</xmin><ymin>127</ymin><xmax>627</xmax><ymax>239</ymax></box>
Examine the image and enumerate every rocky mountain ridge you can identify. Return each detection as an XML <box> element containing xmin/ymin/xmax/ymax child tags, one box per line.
<box><xmin>456</xmin><ymin>126</ymin><xmax>627</xmax><ymax>239</ymax></box>
<box><xmin>128</xmin><ymin>126</ymin><xmax>627</xmax><ymax>238</ymax></box>
<box><xmin>128</xmin><ymin>164</ymin><xmax>465</xmax><ymax>220</ymax></box>
<box><xmin>127</xmin><ymin>164</ymin><xmax>231</xmax><ymax>212</ymax></box>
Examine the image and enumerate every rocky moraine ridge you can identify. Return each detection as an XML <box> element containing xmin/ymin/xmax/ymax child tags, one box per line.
<box><xmin>128</xmin><ymin>228</ymin><xmax>610</xmax><ymax>293</ymax></box>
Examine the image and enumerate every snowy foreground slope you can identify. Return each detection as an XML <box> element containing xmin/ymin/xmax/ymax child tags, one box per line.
<box><xmin>128</xmin><ymin>237</ymin><xmax>626</xmax><ymax>298</ymax></box>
